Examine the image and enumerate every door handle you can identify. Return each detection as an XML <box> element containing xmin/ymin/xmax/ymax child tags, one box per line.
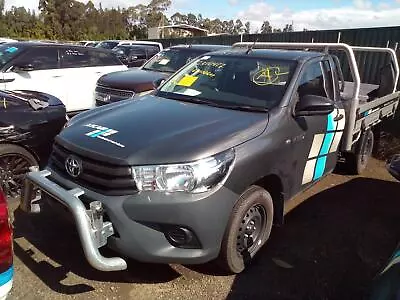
<box><xmin>334</xmin><ymin>114</ymin><xmax>344</xmax><ymax>122</ymax></box>
<box><xmin>52</xmin><ymin>75</ymin><xmax>63</xmax><ymax>78</ymax></box>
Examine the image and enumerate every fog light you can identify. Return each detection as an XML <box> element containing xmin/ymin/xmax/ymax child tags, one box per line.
<box><xmin>163</xmin><ymin>226</ymin><xmax>201</xmax><ymax>249</ymax></box>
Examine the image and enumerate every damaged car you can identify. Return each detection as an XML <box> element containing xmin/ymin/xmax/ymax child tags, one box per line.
<box><xmin>0</xmin><ymin>90</ymin><xmax>66</xmax><ymax>198</ymax></box>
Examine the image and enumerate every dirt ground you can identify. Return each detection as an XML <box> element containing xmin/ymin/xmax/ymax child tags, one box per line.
<box><xmin>7</xmin><ymin>157</ymin><xmax>400</xmax><ymax>300</ymax></box>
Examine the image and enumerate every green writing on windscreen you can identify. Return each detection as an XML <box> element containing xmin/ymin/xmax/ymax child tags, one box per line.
<box><xmin>252</xmin><ymin>65</ymin><xmax>290</xmax><ymax>86</ymax></box>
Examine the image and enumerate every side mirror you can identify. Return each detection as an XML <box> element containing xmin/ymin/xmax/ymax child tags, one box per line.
<box><xmin>13</xmin><ymin>63</ymin><xmax>34</xmax><ymax>72</ymax></box>
<box><xmin>295</xmin><ymin>95</ymin><xmax>335</xmax><ymax>116</ymax></box>
<box><xmin>153</xmin><ymin>78</ymin><xmax>166</xmax><ymax>89</ymax></box>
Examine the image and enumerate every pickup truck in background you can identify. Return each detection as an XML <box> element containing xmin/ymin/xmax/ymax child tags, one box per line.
<box><xmin>21</xmin><ymin>43</ymin><xmax>400</xmax><ymax>274</ymax></box>
<box><xmin>94</xmin><ymin>44</ymin><xmax>230</xmax><ymax>106</ymax></box>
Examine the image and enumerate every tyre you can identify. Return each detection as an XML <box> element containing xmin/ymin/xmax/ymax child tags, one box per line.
<box><xmin>217</xmin><ymin>185</ymin><xmax>274</xmax><ymax>274</ymax></box>
<box><xmin>0</xmin><ymin>144</ymin><xmax>38</xmax><ymax>199</ymax></box>
<box><xmin>345</xmin><ymin>129</ymin><xmax>374</xmax><ymax>175</ymax></box>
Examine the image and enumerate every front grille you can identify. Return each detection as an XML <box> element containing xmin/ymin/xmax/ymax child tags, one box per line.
<box><xmin>95</xmin><ymin>85</ymin><xmax>134</xmax><ymax>98</ymax></box>
<box><xmin>49</xmin><ymin>142</ymin><xmax>137</xmax><ymax>196</ymax></box>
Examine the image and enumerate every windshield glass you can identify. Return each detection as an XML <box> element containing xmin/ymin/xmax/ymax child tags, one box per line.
<box><xmin>112</xmin><ymin>46</ymin><xmax>130</xmax><ymax>56</ymax></box>
<box><xmin>113</xmin><ymin>46</ymin><xmax>145</xmax><ymax>56</ymax></box>
<box><xmin>96</xmin><ymin>41</ymin><xmax>119</xmax><ymax>49</ymax></box>
<box><xmin>142</xmin><ymin>48</ymin><xmax>203</xmax><ymax>73</ymax></box>
<box><xmin>0</xmin><ymin>44</ymin><xmax>24</xmax><ymax>69</ymax></box>
<box><xmin>157</xmin><ymin>55</ymin><xmax>297</xmax><ymax>110</ymax></box>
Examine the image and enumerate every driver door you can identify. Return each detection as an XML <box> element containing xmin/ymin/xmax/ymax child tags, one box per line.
<box><xmin>289</xmin><ymin>58</ymin><xmax>346</xmax><ymax>195</ymax></box>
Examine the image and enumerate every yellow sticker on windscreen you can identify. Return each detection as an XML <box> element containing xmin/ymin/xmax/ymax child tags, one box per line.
<box><xmin>177</xmin><ymin>75</ymin><xmax>198</xmax><ymax>87</ymax></box>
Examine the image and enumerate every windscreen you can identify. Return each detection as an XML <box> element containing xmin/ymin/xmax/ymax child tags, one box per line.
<box><xmin>96</xmin><ymin>41</ymin><xmax>119</xmax><ymax>50</ymax></box>
<box><xmin>112</xmin><ymin>46</ymin><xmax>131</xmax><ymax>56</ymax></box>
<box><xmin>157</xmin><ymin>54</ymin><xmax>296</xmax><ymax>110</ymax></box>
<box><xmin>142</xmin><ymin>48</ymin><xmax>203</xmax><ymax>73</ymax></box>
<box><xmin>0</xmin><ymin>44</ymin><xmax>24</xmax><ymax>69</ymax></box>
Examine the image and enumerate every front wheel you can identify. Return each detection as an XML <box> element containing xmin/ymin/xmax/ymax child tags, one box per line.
<box><xmin>217</xmin><ymin>186</ymin><xmax>274</xmax><ymax>274</ymax></box>
<box><xmin>0</xmin><ymin>144</ymin><xmax>38</xmax><ymax>199</ymax></box>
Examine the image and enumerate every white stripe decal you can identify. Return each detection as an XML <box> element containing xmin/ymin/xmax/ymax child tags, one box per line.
<box><xmin>329</xmin><ymin>132</ymin><xmax>343</xmax><ymax>153</ymax></box>
<box><xmin>302</xmin><ymin>158</ymin><xmax>317</xmax><ymax>185</ymax></box>
<box><xmin>308</xmin><ymin>134</ymin><xmax>325</xmax><ymax>158</ymax></box>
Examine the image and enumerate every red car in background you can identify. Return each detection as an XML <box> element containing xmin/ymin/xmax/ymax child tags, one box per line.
<box><xmin>0</xmin><ymin>189</ymin><xmax>13</xmax><ymax>299</ymax></box>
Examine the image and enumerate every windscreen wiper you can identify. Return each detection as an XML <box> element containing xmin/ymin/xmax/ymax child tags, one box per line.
<box><xmin>223</xmin><ymin>104</ymin><xmax>268</xmax><ymax>113</ymax></box>
<box><xmin>166</xmin><ymin>93</ymin><xmax>269</xmax><ymax>112</ymax></box>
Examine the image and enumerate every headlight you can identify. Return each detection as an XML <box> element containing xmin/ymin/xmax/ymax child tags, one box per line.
<box><xmin>132</xmin><ymin>149</ymin><xmax>235</xmax><ymax>193</ymax></box>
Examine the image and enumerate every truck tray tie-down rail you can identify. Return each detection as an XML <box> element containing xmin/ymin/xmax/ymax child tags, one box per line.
<box><xmin>20</xmin><ymin>168</ymin><xmax>127</xmax><ymax>272</ymax></box>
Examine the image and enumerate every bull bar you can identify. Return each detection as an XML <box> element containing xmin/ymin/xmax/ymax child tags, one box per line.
<box><xmin>20</xmin><ymin>167</ymin><xmax>127</xmax><ymax>272</ymax></box>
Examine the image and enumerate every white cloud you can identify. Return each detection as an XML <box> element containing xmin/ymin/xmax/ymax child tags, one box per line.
<box><xmin>353</xmin><ymin>0</ymin><xmax>372</xmax><ymax>10</ymax></box>
<box><xmin>228</xmin><ymin>0</ymin><xmax>239</xmax><ymax>5</ymax></box>
<box><xmin>238</xmin><ymin>1</ymin><xmax>400</xmax><ymax>32</ymax></box>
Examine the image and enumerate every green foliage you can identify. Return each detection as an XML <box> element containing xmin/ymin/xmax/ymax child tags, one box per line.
<box><xmin>0</xmin><ymin>0</ymin><xmax>287</xmax><ymax>41</ymax></box>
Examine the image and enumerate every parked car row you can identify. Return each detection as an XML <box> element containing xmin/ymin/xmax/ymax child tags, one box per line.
<box><xmin>95</xmin><ymin>44</ymin><xmax>229</xmax><ymax>105</ymax></box>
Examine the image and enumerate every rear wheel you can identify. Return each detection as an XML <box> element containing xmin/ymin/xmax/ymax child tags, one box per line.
<box><xmin>345</xmin><ymin>129</ymin><xmax>374</xmax><ymax>175</ymax></box>
<box><xmin>0</xmin><ymin>144</ymin><xmax>38</xmax><ymax>199</ymax></box>
<box><xmin>217</xmin><ymin>186</ymin><xmax>274</xmax><ymax>274</ymax></box>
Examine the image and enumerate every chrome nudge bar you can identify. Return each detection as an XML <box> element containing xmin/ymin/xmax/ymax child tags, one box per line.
<box><xmin>21</xmin><ymin>169</ymin><xmax>127</xmax><ymax>272</ymax></box>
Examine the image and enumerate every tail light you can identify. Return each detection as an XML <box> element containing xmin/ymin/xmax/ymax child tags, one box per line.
<box><xmin>0</xmin><ymin>190</ymin><xmax>12</xmax><ymax>274</ymax></box>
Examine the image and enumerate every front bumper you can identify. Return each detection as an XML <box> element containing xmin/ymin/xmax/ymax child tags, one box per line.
<box><xmin>21</xmin><ymin>167</ymin><xmax>238</xmax><ymax>271</ymax></box>
<box><xmin>21</xmin><ymin>169</ymin><xmax>127</xmax><ymax>272</ymax></box>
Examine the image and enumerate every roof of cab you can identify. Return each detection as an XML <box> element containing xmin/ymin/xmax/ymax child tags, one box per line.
<box><xmin>210</xmin><ymin>48</ymin><xmax>324</xmax><ymax>62</ymax></box>
<box><xmin>169</xmin><ymin>44</ymin><xmax>231</xmax><ymax>51</ymax></box>
<box><xmin>2</xmin><ymin>41</ymin><xmax>112</xmax><ymax>52</ymax></box>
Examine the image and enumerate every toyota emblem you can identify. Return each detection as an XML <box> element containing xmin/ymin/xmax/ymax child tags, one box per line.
<box><xmin>65</xmin><ymin>155</ymin><xmax>82</xmax><ymax>178</ymax></box>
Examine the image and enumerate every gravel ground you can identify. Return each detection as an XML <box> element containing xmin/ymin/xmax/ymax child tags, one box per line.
<box><xmin>7</xmin><ymin>157</ymin><xmax>400</xmax><ymax>300</ymax></box>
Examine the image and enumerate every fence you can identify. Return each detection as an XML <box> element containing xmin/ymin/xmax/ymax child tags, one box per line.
<box><xmin>150</xmin><ymin>26</ymin><xmax>400</xmax><ymax>85</ymax></box>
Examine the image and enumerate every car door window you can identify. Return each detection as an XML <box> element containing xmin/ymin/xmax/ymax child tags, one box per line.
<box><xmin>89</xmin><ymin>50</ymin><xmax>123</xmax><ymax>66</ymax></box>
<box><xmin>321</xmin><ymin>60</ymin><xmax>335</xmax><ymax>100</ymax></box>
<box><xmin>298</xmin><ymin>61</ymin><xmax>329</xmax><ymax>99</ymax></box>
<box><xmin>60</xmin><ymin>48</ymin><xmax>92</xmax><ymax>68</ymax></box>
<box><xmin>15</xmin><ymin>47</ymin><xmax>59</xmax><ymax>70</ymax></box>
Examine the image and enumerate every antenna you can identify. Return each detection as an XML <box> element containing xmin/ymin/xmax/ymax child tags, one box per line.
<box><xmin>246</xmin><ymin>38</ymin><xmax>258</xmax><ymax>54</ymax></box>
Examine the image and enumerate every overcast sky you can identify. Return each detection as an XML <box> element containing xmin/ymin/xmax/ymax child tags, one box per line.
<box><xmin>5</xmin><ymin>0</ymin><xmax>400</xmax><ymax>31</ymax></box>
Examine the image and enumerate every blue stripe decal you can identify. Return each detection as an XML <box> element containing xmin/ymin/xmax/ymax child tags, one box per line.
<box><xmin>319</xmin><ymin>132</ymin><xmax>335</xmax><ymax>155</ymax></box>
<box><xmin>327</xmin><ymin>111</ymin><xmax>335</xmax><ymax>131</ymax></box>
<box><xmin>313</xmin><ymin>156</ymin><xmax>327</xmax><ymax>180</ymax></box>
<box><xmin>0</xmin><ymin>266</ymin><xmax>13</xmax><ymax>286</ymax></box>
<box><xmin>90</xmin><ymin>129</ymin><xmax>110</xmax><ymax>138</ymax></box>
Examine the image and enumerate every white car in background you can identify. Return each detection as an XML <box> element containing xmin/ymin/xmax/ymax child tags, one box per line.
<box><xmin>96</xmin><ymin>40</ymin><xmax>163</xmax><ymax>52</ymax></box>
<box><xmin>0</xmin><ymin>42</ymin><xmax>127</xmax><ymax>114</ymax></box>
<box><xmin>0</xmin><ymin>38</ymin><xmax>18</xmax><ymax>44</ymax></box>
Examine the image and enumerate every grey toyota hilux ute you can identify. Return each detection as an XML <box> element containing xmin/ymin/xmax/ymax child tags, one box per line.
<box><xmin>21</xmin><ymin>42</ymin><xmax>400</xmax><ymax>274</ymax></box>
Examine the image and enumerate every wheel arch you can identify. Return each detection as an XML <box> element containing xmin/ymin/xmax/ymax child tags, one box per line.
<box><xmin>253</xmin><ymin>174</ymin><xmax>285</xmax><ymax>225</ymax></box>
<box><xmin>0</xmin><ymin>142</ymin><xmax>40</xmax><ymax>164</ymax></box>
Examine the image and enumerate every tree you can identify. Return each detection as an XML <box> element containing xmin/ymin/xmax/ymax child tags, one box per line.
<box><xmin>283</xmin><ymin>23</ymin><xmax>294</xmax><ymax>32</ymax></box>
<box><xmin>187</xmin><ymin>13</ymin><xmax>197</xmax><ymax>26</ymax></box>
<box><xmin>260</xmin><ymin>20</ymin><xmax>272</xmax><ymax>34</ymax></box>
<box><xmin>0</xmin><ymin>0</ymin><xmax>4</xmax><ymax>16</ymax></box>
<box><xmin>244</xmin><ymin>21</ymin><xmax>250</xmax><ymax>34</ymax></box>
<box><xmin>0</xmin><ymin>0</ymin><xmax>257</xmax><ymax>41</ymax></box>
<box><xmin>234</xmin><ymin>19</ymin><xmax>244</xmax><ymax>34</ymax></box>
